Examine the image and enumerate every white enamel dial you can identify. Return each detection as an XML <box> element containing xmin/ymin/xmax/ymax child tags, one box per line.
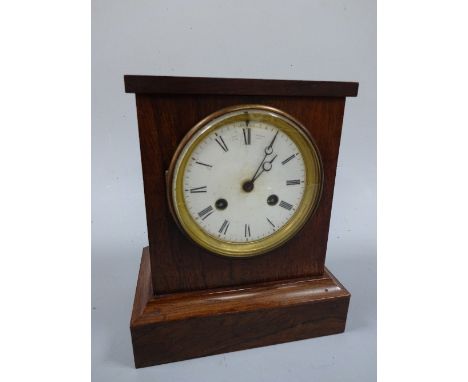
<box><xmin>183</xmin><ymin>122</ymin><xmax>305</xmax><ymax>242</ymax></box>
<box><xmin>169</xmin><ymin>106</ymin><xmax>323</xmax><ymax>257</ymax></box>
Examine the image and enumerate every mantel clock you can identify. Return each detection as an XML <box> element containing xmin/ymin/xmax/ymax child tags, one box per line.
<box><xmin>125</xmin><ymin>75</ymin><xmax>358</xmax><ymax>368</ymax></box>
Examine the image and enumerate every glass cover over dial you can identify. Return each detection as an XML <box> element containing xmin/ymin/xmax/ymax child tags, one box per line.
<box><xmin>168</xmin><ymin>105</ymin><xmax>323</xmax><ymax>257</ymax></box>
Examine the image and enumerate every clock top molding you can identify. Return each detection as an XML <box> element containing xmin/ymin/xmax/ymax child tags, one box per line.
<box><xmin>124</xmin><ymin>75</ymin><xmax>358</xmax><ymax>97</ymax></box>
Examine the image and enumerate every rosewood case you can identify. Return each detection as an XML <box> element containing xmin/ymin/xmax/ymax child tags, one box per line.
<box><xmin>125</xmin><ymin>75</ymin><xmax>358</xmax><ymax>368</ymax></box>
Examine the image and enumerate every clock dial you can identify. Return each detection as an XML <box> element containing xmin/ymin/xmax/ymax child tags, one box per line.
<box><xmin>183</xmin><ymin>123</ymin><xmax>305</xmax><ymax>242</ymax></box>
<box><xmin>169</xmin><ymin>106</ymin><xmax>322</xmax><ymax>257</ymax></box>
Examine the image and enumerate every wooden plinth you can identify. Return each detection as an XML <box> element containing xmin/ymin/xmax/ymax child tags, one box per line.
<box><xmin>130</xmin><ymin>247</ymin><xmax>351</xmax><ymax>368</ymax></box>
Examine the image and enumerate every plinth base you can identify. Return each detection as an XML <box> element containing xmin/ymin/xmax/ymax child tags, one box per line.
<box><xmin>130</xmin><ymin>247</ymin><xmax>350</xmax><ymax>368</ymax></box>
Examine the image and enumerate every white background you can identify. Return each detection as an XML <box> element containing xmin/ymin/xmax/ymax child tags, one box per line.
<box><xmin>2</xmin><ymin>0</ymin><xmax>467</xmax><ymax>382</ymax></box>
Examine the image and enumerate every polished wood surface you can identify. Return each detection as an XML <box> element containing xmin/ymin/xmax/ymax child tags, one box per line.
<box><xmin>135</xmin><ymin>94</ymin><xmax>346</xmax><ymax>293</ymax></box>
<box><xmin>124</xmin><ymin>75</ymin><xmax>359</xmax><ymax>97</ymax></box>
<box><xmin>127</xmin><ymin>76</ymin><xmax>356</xmax><ymax>367</ymax></box>
<box><xmin>130</xmin><ymin>245</ymin><xmax>153</xmax><ymax>323</ymax></box>
<box><xmin>130</xmin><ymin>248</ymin><xmax>351</xmax><ymax>368</ymax></box>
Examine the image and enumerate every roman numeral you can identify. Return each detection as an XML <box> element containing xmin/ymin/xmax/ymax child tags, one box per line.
<box><xmin>266</xmin><ymin>218</ymin><xmax>275</xmax><ymax>227</ymax></box>
<box><xmin>215</xmin><ymin>133</ymin><xmax>229</xmax><ymax>152</ymax></box>
<box><xmin>198</xmin><ymin>206</ymin><xmax>214</xmax><ymax>220</ymax></box>
<box><xmin>279</xmin><ymin>201</ymin><xmax>293</xmax><ymax>211</ymax></box>
<box><xmin>218</xmin><ymin>219</ymin><xmax>230</xmax><ymax>235</ymax></box>
<box><xmin>244</xmin><ymin>224</ymin><xmax>251</xmax><ymax>238</ymax></box>
<box><xmin>281</xmin><ymin>154</ymin><xmax>296</xmax><ymax>165</ymax></box>
<box><xmin>243</xmin><ymin>128</ymin><xmax>251</xmax><ymax>145</ymax></box>
<box><xmin>286</xmin><ymin>179</ymin><xmax>301</xmax><ymax>186</ymax></box>
<box><xmin>190</xmin><ymin>186</ymin><xmax>207</xmax><ymax>193</ymax></box>
<box><xmin>244</xmin><ymin>112</ymin><xmax>250</xmax><ymax>126</ymax></box>
<box><xmin>193</xmin><ymin>159</ymin><xmax>213</xmax><ymax>168</ymax></box>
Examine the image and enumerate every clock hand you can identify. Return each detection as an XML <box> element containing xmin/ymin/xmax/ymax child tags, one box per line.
<box><xmin>251</xmin><ymin>154</ymin><xmax>278</xmax><ymax>183</ymax></box>
<box><xmin>264</xmin><ymin>154</ymin><xmax>278</xmax><ymax>169</ymax></box>
<box><xmin>250</xmin><ymin>153</ymin><xmax>268</xmax><ymax>183</ymax></box>
<box><xmin>265</xmin><ymin>130</ymin><xmax>279</xmax><ymax>155</ymax></box>
<box><xmin>250</xmin><ymin>131</ymin><xmax>279</xmax><ymax>182</ymax></box>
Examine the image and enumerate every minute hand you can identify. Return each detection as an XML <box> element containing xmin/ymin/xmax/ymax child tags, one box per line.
<box><xmin>265</xmin><ymin>130</ymin><xmax>279</xmax><ymax>155</ymax></box>
<box><xmin>250</xmin><ymin>131</ymin><xmax>279</xmax><ymax>182</ymax></box>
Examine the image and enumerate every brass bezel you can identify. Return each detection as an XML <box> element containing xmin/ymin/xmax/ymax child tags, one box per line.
<box><xmin>167</xmin><ymin>105</ymin><xmax>323</xmax><ymax>258</ymax></box>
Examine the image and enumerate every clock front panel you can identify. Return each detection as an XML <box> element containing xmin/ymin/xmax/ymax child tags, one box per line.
<box><xmin>135</xmin><ymin>94</ymin><xmax>345</xmax><ymax>293</ymax></box>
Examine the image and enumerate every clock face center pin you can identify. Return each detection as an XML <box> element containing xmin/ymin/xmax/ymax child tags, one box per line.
<box><xmin>242</xmin><ymin>180</ymin><xmax>254</xmax><ymax>193</ymax></box>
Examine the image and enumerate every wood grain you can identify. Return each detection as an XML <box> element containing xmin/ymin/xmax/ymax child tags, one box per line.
<box><xmin>135</xmin><ymin>94</ymin><xmax>347</xmax><ymax>293</ymax></box>
<box><xmin>130</xmin><ymin>248</ymin><xmax>351</xmax><ymax>368</ymax></box>
<box><xmin>125</xmin><ymin>75</ymin><xmax>359</xmax><ymax>97</ymax></box>
<box><xmin>127</xmin><ymin>76</ymin><xmax>356</xmax><ymax>367</ymax></box>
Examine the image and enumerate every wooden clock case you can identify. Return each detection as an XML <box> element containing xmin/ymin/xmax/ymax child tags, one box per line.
<box><xmin>125</xmin><ymin>75</ymin><xmax>358</xmax><ymax>368</ymax></box>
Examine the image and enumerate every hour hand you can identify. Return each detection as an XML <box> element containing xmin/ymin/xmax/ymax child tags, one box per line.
<box><xmin>252</xmin><ymin>155</ymin><xmax>278</xmax><ymax>182</ymax></box>
<box><xmin>263</xmin><ymin>154</ymin><xmax>278</xmax><ymax>171</ymax></box>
